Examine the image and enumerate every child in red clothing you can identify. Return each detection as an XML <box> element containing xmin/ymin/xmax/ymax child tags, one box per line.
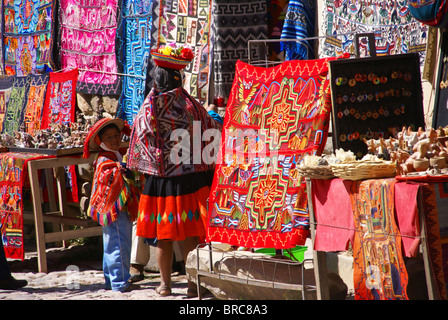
<box><xmin>83</xmin><ymin>118</ymin><xmax>140</xmax><ymax>292</ymax></box>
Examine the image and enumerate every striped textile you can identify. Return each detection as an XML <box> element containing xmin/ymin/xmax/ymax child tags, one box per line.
<box><xmin>280</xmin><ymin>0</ymin><xmax>316</xmax><ymax>60</ymax></box>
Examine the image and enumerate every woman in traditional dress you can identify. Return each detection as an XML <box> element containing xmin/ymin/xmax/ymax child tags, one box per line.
<box><xmin>127</xmin><ymin>44</ymin><xmax>222</xmax><ymax>297</ymax></box>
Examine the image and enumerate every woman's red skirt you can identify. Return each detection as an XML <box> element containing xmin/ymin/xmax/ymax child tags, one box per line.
<box><xmin>136</xmin><ymin>170</ymin><xmax>214</xmax><ymax>241</ymax></box>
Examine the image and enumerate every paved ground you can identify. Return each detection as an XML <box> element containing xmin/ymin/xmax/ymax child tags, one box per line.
<box><xmin>2</xmin><ymin>242</ymin><xmax>206</xmax><ymax>301</ymax></box>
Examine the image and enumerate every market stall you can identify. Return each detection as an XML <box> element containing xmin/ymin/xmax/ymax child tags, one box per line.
<box><xmin>307</xmin><ymin>176</ymin><xmax>448</xmax><ymax>300</ymax></box>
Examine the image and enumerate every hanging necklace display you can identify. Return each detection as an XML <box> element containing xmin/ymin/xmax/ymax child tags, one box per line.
<box><xmin>329</xmin><ymin>53</ymin><xmax>425</xmax><ymax>159</ymax></box>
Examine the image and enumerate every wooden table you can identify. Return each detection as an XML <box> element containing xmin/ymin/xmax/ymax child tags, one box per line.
<box><xmin>23</xmin><ymin>148</ymin><xmax>102</xmax><ymax>273</ymax></box>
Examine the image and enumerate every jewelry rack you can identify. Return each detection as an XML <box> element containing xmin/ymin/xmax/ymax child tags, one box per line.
<box><xmin>329</xmin><ymin>52</ymin><xmax>425</xmax><ymax>159</ymax></box>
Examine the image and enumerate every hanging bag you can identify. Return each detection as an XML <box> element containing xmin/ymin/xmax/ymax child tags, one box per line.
<box><xmin>408</xmin><ymin>0</ymin><xmax>448</xmax><ymax>28</ymax></box>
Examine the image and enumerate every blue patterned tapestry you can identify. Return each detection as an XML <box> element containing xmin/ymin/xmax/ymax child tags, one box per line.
<box><xmin>3</xmin><ymin>0</ymin><xmax>53</xmax><ymax>76</ymax></box>
<box><xmin>118</xmin><ymin>0</ymin><xmax>154</xmax><ymax>125</ymax></box>
<box><xmin>280</xmin><ymin>0</ymin><xmax>316</xmax><ymax>60</ymax></box>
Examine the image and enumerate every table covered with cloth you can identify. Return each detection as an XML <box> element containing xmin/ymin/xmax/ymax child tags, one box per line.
<box><xmin>0</xmin><ymin>152</ymin><xmax>53</xmax><ymax>260</ymax></box>
<box><xmin>311</xmin><ymin>177</ymin><xmax>448</xmax><ymax>300</ymax></box>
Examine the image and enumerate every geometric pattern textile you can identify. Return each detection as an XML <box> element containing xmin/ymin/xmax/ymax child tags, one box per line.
<box><xmin>2</xmin><ymin>75</ymin><xmax>30</xmax><ymax>134</ymax></box>
<box><xmin>156</xmin><ymin>0</ymin><xmax>213</xmax><ymax>105</ymax></box>
<box><xmin>350</xmin><ymin>179</ymin><xmax>408</xmax><ymax>300</ymax></box>
<box><xmin>57</xmin><ymin>0</ymin><xmax>122</xmax><ymax>95</ymax></box>
<box><xmin>118</xmin><ymin>0</ymin><xmax>154</xmax><ymax>125</ymax></box>
<box><xmin>206</xmin><ymin>57</ymin><xmax>341</xmax><ymax>249</ymax></box>
<box><xmin>3</xmin><ymin>0</ymin><xmax>54</xmax><ymax>76</ymax></box>
<box><xmin>319</xmin><ymin>1</ymin><xmax>428</xmax><ymax>63</ymax></box>
<box><xmin>127</xmin><ymin>87</ymin><xmax>222</xmax><ymax>177</ymax></box>
<box><xmin>0</xmin><ymin>152</ymin><xmax>52</xmax><ymax>260</ymax></box>
<box><xmin>211</xmin><ymin>0</ymin><xmax>268</xmax><ymax>101</ymax></box>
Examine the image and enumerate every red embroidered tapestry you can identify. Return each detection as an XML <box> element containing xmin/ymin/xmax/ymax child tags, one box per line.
<box><xmin>350</xmin><ymin>179</ymin><xmax>408</xmax><ymax>300</ymax></box>
<box><xmin>41</xmin><ymin>68</ymin><xmax>78</xmax><ymax>130</ymax></box>
<box><xmin>206</xmin><ymin>57</ymin><xmax>341</xmax><ymax>249</ymax></box>
<box><xmin>0</xmin><ymin>152</ymin><xmax>52</xmax><ymax>260</ymax></box>
<box><xmin>41</xmin><ymin>68</ymin><xmax>79</xmax><ymax>203</ymax></box>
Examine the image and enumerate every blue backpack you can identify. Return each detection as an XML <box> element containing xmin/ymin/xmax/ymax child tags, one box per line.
<box><xmin>408</xmin><ymin>0</ymin><xmax>448</xmax><ymax>27</ymax></box>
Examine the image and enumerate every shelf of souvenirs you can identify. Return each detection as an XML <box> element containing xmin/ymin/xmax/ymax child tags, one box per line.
<box><xmin>301</xmin><ymin>125</ymin><xmax>448</xmax><ymax>181</ymax></box>
<box><xmin>0</xmin><ymin>115</ymin><xmax>127</xmax><ymax>156</ymax></box>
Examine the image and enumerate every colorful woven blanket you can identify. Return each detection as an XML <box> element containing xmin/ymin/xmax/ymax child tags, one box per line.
<box><xmin>206</xmin><ymin>57</ymin><xmax>339</xmax><ymax>249</ymax></box>
<box><xmin>57</xmin><ymin>0</ymin><xmax>122</xmax><ymax>95</ymax></box>
<box><xmin>2</xmin><ymin>75</ymin><xmax>30</xmax><ymax>134</ymax></box>
<box><xmin>350</xmin><ymin>179</ymin><xmax>408</xmax><ymax>300</ymax></box>
<box><xmin>3</xmin><ymin>0</ymin><xmax>53</xmax><ymax>75</ymax></box>
<box><xmin>23</xmin><ymin>74</ymin><xmax>49</xmax><ymax>135</ymax></box>
<box><xmin>0</xmin><ymin>152</ymin><xmax>51</xmax><ymax>260</ymax></box>
<box><xmin>211</xmin><ymin>0</ymin><xmax>268</xmax><ymax>101</ymax></box>
<box><xmin>155</xmin><ymin>0</ymin><xmax>213</xmax><ymax>105</ymax></box>
<box><xmin>41</xmin><ymin>68</ymin><xmax>78</xmax><ymax>129</ymax></box>
<box><xmin>118</xmin><ymin>0</ymin><xmax>155</xmax><ymax>125</ymax></box>
<box><xmin>127</xmin><ymin>87</ymin><xmax>222</xmax><ymax>177</ymax></box>
<box><xmin>0</xmin><ymin>76</ymin><xmax>15</xmax><ymax>132</ymax></box>
<box><xmin>41</xmin><ymin>69</ymin><xmax>79</xmax><ymax>203</ymax></box>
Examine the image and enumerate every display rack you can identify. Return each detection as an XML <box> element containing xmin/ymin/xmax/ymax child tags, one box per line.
<box><xmin>195</xmin><ymin>243</ymin><xmax>317</xmax><ymax>300</ymax></box>
<box><xmin>329</xmin><ymin>53</ymin><xmax>425</xmax><ymax>158</ymax></box>
<box><xmin>305</xmin><ymin>178</ymin><xmax>442</xmax><ymax>300</ymax></box>
<box><xmin>195</xmin><ymin>36</ymin><xmax>353</xmax><ymax>300</ymax></box>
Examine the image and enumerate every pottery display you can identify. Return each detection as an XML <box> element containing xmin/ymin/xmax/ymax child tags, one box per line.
<box><xmin>430</xmin><ymin>156</ymin><xmax>446</xmax><ymax>169</ymax></box>
<box><xmin>413</xmin><ymin>158</ymin><xmax>429</xmax><ymax>172</ymax></box>
<box><xmin>0</xmin><ymin>113</ymin><xmax>105</xmax><ymax>150</ymax></box>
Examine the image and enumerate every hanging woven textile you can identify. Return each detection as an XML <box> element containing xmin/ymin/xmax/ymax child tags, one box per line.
<box><xmin>207</xmin><ymin>56</ymin><xmax>345</xmax><ymax>249</ymax></box>
<box><xmin>320</xmin><ymin>1</ymin><xmax>428</xmax><ymax>61</ymax></box>
<box><xmin>41</xmin><ymin>69</ymin><xmax>79</xmax><ymax>203</ymax></box>
<box><xmin>3</xmin><ymin>0</ymin><xmax>54</xmax><ymax>76</ymax></box>
<box><xmin>154</xmin><ymin>0</ymin><xmax>213</xmax><ymax>105</ymax></box>
<box><xmin>280</xmin><ymin>0</ymin><xmax>316</xmax><ymax>60</ymax></box>
<box><xmin>0</xmin><ymin>152</ymin><xmax>52</xmax><ymax>260</ymax></box>
<box><xmin>2</xmin><ymin>75</ymin><xmax>30</xmax><ymax>135</ymax></box>
<box><xmin>41</xmin><ymin>68</ymin><xmax>78</xmax><ymax>129</ymax></box>
<box><xmin>23</xmin><ymin>73</ymin><xmax>49</xmax><ymax>135</ymax></box>
<box><xmin>56</xmin><ymin>0</ymin><xmax>122</xmax><ymax>95</ymax></box>
<box><xmin>0</xmin><ymin>77</ymin><xmax>14</xmax><ymax>132</ymax></box>
<box><xmin>350</xmin><ymin>179</ymin><xmax>409</xmax><ymax>300</ymax></box>
<box><xmin>211</xmin><ymin>0</ymin><xmax>268</xmax><ymax>103</ymax></box>
<box><xmin>118</xmin><ymin>0</ymin><xmax>154</xmax><ymax>125</ymax></box>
